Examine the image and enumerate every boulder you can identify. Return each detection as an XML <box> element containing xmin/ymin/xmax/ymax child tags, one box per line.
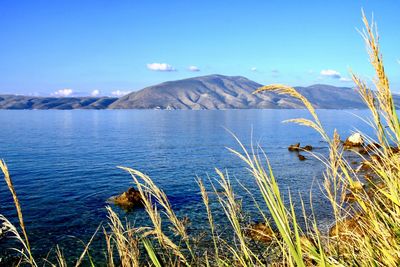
<box><xmin>246</xmin><ymin>222</ymin><xmax>276</xmax><ymax>243</ymax></box>
<box><xmin>343</xmin><ymin>133</ymin><xmax>364</xmax><ymax>148</ymax></box>
<box><xmin>113</xmin><ymin>187</ymin><xmax>143</xmax><ymax>209</ymax></box>
<box><xmin>358</xmin><ymin>143</ymin><xmax>381</xmax><ymax>155</ymax></box>
<box><xmin>365</xmin><ymin>143</ymin><xmax>381</xmax><ymax>150</ymax></box>
<box><xmin>288</xmin><ymin>143</ymin><xmax>300</xmax><ymax>151</ymax></box>
<box><xmin>302</xmin><ymin>145</ymin><xmax>313</xmax><ymax>151</ymax></box>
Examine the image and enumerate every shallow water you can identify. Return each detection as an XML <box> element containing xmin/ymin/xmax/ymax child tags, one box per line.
<box><xmin>0</xmin><ymin>109</ymin><xmax>374</xmax><ymax>263</ymax></box>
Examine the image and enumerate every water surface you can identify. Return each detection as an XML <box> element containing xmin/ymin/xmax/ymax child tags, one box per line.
<box><xmin>0</xmin><ymin>109</ymin><xmax>374</xmax><ymax>262</ymax></box>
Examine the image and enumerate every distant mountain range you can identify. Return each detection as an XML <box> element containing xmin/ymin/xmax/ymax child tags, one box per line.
<box><xmin>0</xmin><ymin>95</ymin><xmax>117</xmax><ymax>109</ymax></box>
<box><xmin>1</xmin><ymin>75</ymin><xmax>397</xmax><ymax>110</ymax></box>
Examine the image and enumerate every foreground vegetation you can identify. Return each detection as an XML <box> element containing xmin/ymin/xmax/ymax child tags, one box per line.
<box><xmin>1</xmin><ymin>13</ymin><xmax>400</xmax><ymax>266</ymax></box>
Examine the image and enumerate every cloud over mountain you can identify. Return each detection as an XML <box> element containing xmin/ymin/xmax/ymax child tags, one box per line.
<box><xmin>320</xmin><ymin>69</ymin><xmax>341</xmax><ymax>79</ymax></box>
<box><xmin>52</xmin><ymin>89</ymin><xmax>74</xmax><ymax>97</ymax></box>
<box><xmin>146</xmin><ymin>63</ymin><xmax>176</xmax><ymax>71</ymax></box>
<box><xmin>111</xmin><ymin>90</ymin><xmax>130</xmax><ymax>97</ymax></box>
<box><xmin>91</xmin><ymin>89</ymin><xmax>100</xmax><ymax>97</ymax></box>
<box><xmin>188</xmin><ymin>66</ymin><xmax>200</xmax><ymax>72</ymax></box>
<box><xmin>320</xmin><ymin>69</ymin><xmax>351</xmax><ymax>82</ymax></box>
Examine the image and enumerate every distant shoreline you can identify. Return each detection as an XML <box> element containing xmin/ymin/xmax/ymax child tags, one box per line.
<box><xmin>2</xmin><ymin>75</ymin><xmax>399</xmax><ymax>110</ymax></box>
<box><xmin>0</xmin><ymin>106</ymin><xmax>374</xmax><ymax>111</ymax></box>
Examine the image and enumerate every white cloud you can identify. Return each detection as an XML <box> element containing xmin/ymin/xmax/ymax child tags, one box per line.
<box><xmin>339</xmin><ymin>77</ymin><xmax>352</xmax><ymax>82</ymax></box>
<box><xmin>320</xmin><ymin>69</ymin><xmax>341</xmax><ymax>79</ymax></box>
<box><xmin>111</xmin><ymin>90</ymin><xmax>130</xmax><ymax>97</ymax></box>
<box><xmin>146</xmin><ymin>63</ymin><xmax>176</xmax><ymax>71</ymax></box>
<box><xmin>52</xmin><ymin>89</ymin><xmax>74</xmax><ymax>97</ymax></box>
<box><xmin>320</xmin><ymin>69</ymin><xmax>352</xmax><ymax>83</ymax></box>
<box><xmin>91</xmin><ymin>89</ymin><xmax>101</xmax><ymax>97</ymax></box>
<box><xmin>188</xmin><ymin>65</ymin><xmax>200</xmax><ymax>72</ymax></box>
<box><xmin>251</xmin><ymin>67</ymin><xmax>257</xmax><ymax>72</ymax></box>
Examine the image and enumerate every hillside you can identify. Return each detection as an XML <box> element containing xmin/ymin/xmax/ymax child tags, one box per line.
<box><xmin>2</xmin><ymin>75</ymin><xmax>398</xmax><ymax>110</ymax></box>
<box><xmin>0</xmin><ymin>95</ymin><xmax>117</xmax><ymax>109</ymax></box>
<box><xmin>109</xmin><ymin>74</ymin><xmax>383</xmax><ymax>109</ymax></box>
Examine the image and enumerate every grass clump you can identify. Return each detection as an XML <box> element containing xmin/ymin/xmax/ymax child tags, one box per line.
<box><xmin>1</xmin><ymin>11</ymin><xmax>400</xmax><ymax>266</ymax></box>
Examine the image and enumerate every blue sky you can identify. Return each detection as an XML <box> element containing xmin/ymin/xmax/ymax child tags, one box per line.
<box><xmin>0</xmin><ymin>1</ymin><xmax>399</xmax><ymax>97</ymax></box>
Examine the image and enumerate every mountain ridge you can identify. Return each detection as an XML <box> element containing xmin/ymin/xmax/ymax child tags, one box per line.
<box><xmin>108</xmin><ymin>74</ymin><xmax>379</xmax><ymax>110</ymax></box>
<box><xmin>0</xmin><ymin>95</ymin><xmax>117</xmax><ymax>109</ymax></box>
<box><xmin>1</xmin><ymin>75</ymin><xmax>397</xmax><ymax>110</ymax></box>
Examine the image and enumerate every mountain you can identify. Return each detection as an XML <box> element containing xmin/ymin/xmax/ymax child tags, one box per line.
<box><xmin>109</xmin><ymin>74</ymin><xmax>392</xmax><ymax>109</ymax></box>
<box><xmin>0</xmin><ymin>95</ymin><xmax>117</xmax><ymax>109</ymax></box>
<box><xmin>2</xmin><ymin>75</ymin><xmax>398</xmax><ymax>110</ymax></box>
<box><xmin>109</xmin><ymin>74</ymin><xmax>292</xmax><ymax>109</ymax></box>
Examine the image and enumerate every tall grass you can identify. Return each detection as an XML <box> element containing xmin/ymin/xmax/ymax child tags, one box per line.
<box><xmin>0</xmin><ymin>159</ymin><xmax>36</xmax><ymax>267</ymax></box>
<box><xmin>1</xmin><ymin>11</ymin><xmax>400</xmax><ymax>266</ymax></box>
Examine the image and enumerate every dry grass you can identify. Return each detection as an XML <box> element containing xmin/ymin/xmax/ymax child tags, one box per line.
<box><xmin>104</xmin><ymin>206</ymin><xmax>140</xmax><ymax>267</ymax></box>
<box><xmin>1</xmin><ymin>11</ymin><xmax>400</xmax><ymax>266</ymax></box>
<box><xmin>0</xmin><ymin>159</ymin><xmax>36</xmax><ymax>266</ymax></box>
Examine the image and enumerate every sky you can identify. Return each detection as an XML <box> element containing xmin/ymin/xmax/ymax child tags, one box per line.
<box><xmin>0</xmin><ymin>0</ymin><xmax>399</xmax><ymax>97</ymax></box>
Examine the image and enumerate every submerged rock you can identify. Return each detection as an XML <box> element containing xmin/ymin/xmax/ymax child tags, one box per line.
<box><xmin>246</xmin><ymin>222</ymin><xmax>276</xmax><ymax>243</ymax></box>
<box><xmin>298</xmin><ymin>154</ymin><xmax>306</xmax><ymax>161</ymax></box>
<box><xmin>112</xmin><ymin>187</ymin><xmax>143</xmax><ymax>209</ymax></box>
<box><xmin>288</xmin><ymin>143</ymin><xmax>300</xmax><ymax>151</ymax></box>
<box><xmin>343</xmin><ymin>133</ymin><xmax>364</xmax><ymax>148</ymax></box>
<box><xmin>288</xmin><ymin>143</ymin><xmax>313</xmax><ymax>152</ymax></box>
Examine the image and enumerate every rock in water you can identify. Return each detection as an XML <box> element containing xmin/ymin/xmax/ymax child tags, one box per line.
<box><xmin>247</xmin><ymin>222</ymin><xmax>276</xmax><ymax>243</ymax></box>
<box><xmin>288</xmin><ymin>143</ymin><xmax>300</xmax><ymax>151</ymax></box>
<box><xmin>298</xmin><ymin>154</ymin><xmax>306</xmax><ymax>161</ymax></box>
<box><xmin>113</xmin><ymin>187</ymin><xmax>143</xmax><ymax>209</ymax></box>
<box><xmin>343</xmin><ymin>133</ymin><xmax>364</xmax><ymax>147</ymax></box>
<box><xmin>302</xmin><ymin>145</ymin><xmax>313</xmax><ymax>151</ymax></box>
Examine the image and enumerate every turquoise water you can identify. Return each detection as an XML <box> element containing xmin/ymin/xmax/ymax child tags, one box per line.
<box><xmin>0</xmin><ymin>109</ymin><xmax>373</xmax><ymax>263</ymax></box>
